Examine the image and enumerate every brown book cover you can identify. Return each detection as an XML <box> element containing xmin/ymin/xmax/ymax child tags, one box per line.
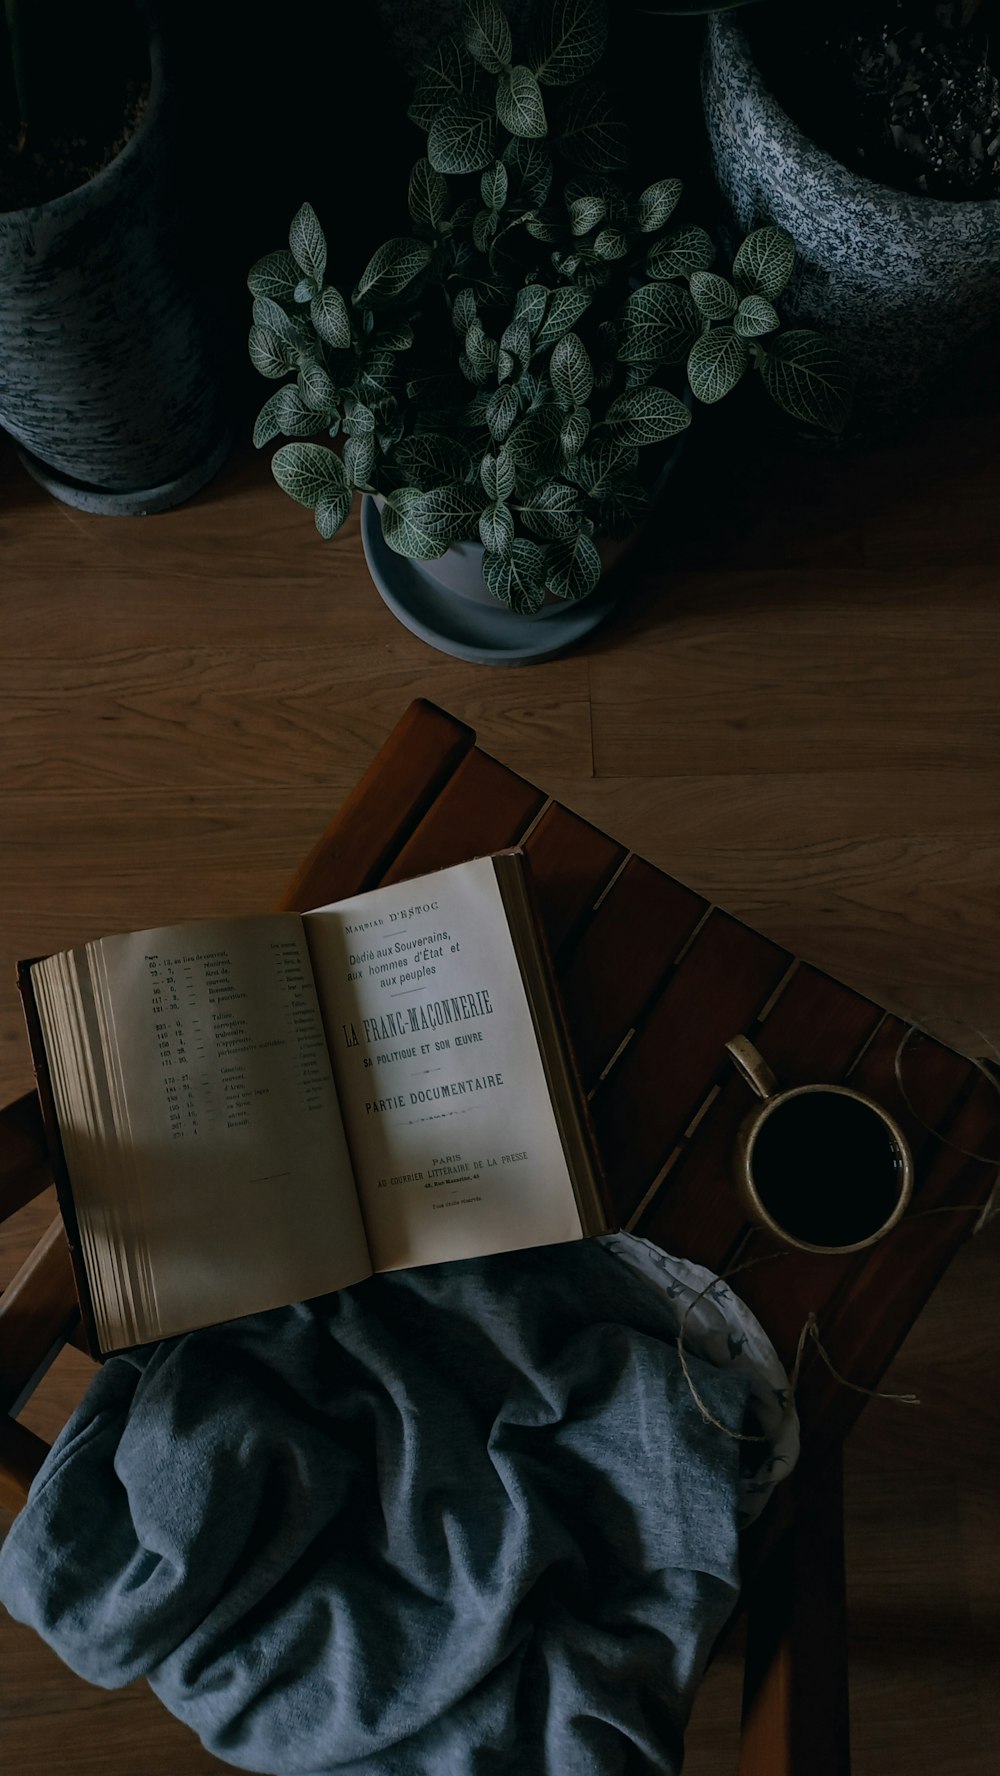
<box><xmin>17</xmin><ymin>959</ymin><xmax>103</xmax><ymax>1360</ymax></box>
<box><xmin>510</xmin><ymin>850</ymin><xmax>614</xmax><ymax>1239</ymax></box>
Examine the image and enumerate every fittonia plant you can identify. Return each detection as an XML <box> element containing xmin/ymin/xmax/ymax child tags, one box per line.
<box><xmin>249</xmin><ymin>0</ymin><xmax>851</xmax><ymax>612</ymax></box>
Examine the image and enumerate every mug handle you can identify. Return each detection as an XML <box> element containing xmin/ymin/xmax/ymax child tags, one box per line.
<box><xmin>725</xmin><ymin>1035</ymin><xmax>779</xmax><ymax>1101</ymax></box>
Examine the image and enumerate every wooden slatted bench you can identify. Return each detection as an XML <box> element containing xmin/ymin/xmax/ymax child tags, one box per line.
<box><xmin>3</xmin><ymin>697</ymin><xmax>998</xmax><ymax>1775</ymax></box>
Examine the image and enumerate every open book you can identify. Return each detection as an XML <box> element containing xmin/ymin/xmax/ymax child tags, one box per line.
<box><xmin>21</xmin><ymin>853</ymin><xmax>608</xmax><ymax>1355</ymax></box>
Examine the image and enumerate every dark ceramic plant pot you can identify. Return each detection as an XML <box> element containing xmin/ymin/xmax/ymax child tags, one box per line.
<box><xmin>0</xmin><ymin>31</ymin><xmax>230</xmax><ymax>513</ymax></box>
<box><xmin>703</xmin><ymin>15</ymin><xmax>1000</xmax><ymax>428</ymax></box>
<box><xmin>361</xmin><ymin>437</ymin><xmax>686</xmax><ymax>668</ymax></box>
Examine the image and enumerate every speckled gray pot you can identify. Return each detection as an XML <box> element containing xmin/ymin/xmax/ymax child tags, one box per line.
<box><xmin>0</xmin><ymin>32</ymin><xmax>229</xmax><ymax>512</ymax></box>
<box><xmin>703</xmin><ymin>15</ymin><xmax>1000</xmax><ymax>427</ymax></box>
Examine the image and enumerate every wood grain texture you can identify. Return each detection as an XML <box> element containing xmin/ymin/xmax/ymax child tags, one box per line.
<box><xmin>2</xmin><ymin>335</ymin><xmax>999</xmax><ymax>1775</ymax></box>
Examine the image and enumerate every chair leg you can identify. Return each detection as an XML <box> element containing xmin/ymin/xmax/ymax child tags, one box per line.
<box><xmin>0</xmin><ymin>1416</ymin><xmax>49</xmax><ymax>1514</ymax></box>
<box><xmin>739</xmin><ymin>1439</ymin><xmax>851</xmax><ymax>1776</ymax></box>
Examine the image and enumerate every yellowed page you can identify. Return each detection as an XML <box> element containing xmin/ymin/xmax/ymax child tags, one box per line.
<box><xmin>303</xmin><ymin>857</ymin><xmax>584</xmax><ymax>1272</ymax></box>
<box><xmin>76</xmin><ymin>916</ymin><xmax>370</xmax><ymax>1344</ymax></box>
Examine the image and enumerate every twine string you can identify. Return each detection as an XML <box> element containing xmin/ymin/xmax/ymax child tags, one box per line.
<box><xmin>675</xmin><ymin>1023</ymin><xmax>1000</xmax><ymax>1440</ymax></box>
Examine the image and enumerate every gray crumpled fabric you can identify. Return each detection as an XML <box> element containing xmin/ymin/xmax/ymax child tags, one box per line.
<box><xmin>0</xmin><ymin>1235</ymin><xmax>797</xmax><ymax>1776</ymax></box>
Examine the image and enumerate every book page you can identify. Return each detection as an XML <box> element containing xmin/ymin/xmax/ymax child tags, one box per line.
<box><xmin>303</xmin><ymin>858</ymin><xmax>585</xmax><ymax>1272</ymax></box>
<box><xmin>83</xmin><ymin>916</ymin><xmax>371</xmax><ymax>1342</ymax></box>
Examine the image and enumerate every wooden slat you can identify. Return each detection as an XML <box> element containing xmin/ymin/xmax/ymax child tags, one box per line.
<box><xmin>0</xmin><ymin>1415</ymin><xmax>49</xmax><ymax>1515</ymax></box>
<box><xmin>0</xmin><ymin>1218</ymin><xmax>79</xmax><ymax>1414</ymax></box>
<box><xmin>738</xmin><ymin>1441</ymin><xmax>851</xmax><ymax>1776</ymax></box>
<box><xmin>638</xmin><ymin>965</ymin><xmax>885</xmax><ymax>1274</ymax></box>
<box><xmin>557</xmin><ymin>856</ymin><xmax>706</xmax><ymax>1090</ymax></box>
<box><xmin>0</xmin><ymin>1090</ymin><xmax>52</xmax><ymax>1222</ymax></box>
<box><xmin>593</xmin><ymin>911</ymin><xmax>790</xmax><ymax>1226</ymax></box>
<box><xmin>522</xmin><ymin>802</ymin><xmax>627</xmax><ymax>958</ymax></box>
<box><xmin>795</xmin><ymin>1067</ymin><xmax>1000</xmax><ymax>1439</ymax></box>
<box><xmin>381</xmin><ymin>747</ymin><xmax>545</xmax><ymax>883</ymax></box>
<box><xmin>734</xmin><ymin>1019</ymin><xmax>976</xmax><ymax>1368</ymax></box>
<box><xmin>275</xmin><ymin>699</ymin><xmax>475</xmax><ymax>911</ymax></box>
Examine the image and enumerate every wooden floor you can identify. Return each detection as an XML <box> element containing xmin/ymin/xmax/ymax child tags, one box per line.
<box><xmin>1</xmin><ymin>345</ymin><xmax>998</xmax><ymax>1771</ymax></box>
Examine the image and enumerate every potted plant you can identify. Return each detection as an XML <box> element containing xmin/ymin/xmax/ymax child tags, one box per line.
<box><xmin>685</xmin><ymin>0</ymin><xmax>1000</xmax><ymax>427</ymax></box>
<box><xmin>0</xmin><ymin>1</ymin><xmax>229</xmax><ymax>513</ymax></box>
<box><xmin>249</xmin><ymin>0</ymin><xmax>848</xmax><ymax>664</ymax></box>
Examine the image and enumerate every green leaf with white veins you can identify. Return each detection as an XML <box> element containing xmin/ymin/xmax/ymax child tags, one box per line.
<box><xmin>481</xmin><ymin>446</ymin><xmax>516</xmax><ymax>501</ymax></box>
<box><xmin>503</xmin><ymin>137</ymin><xmax>552</xmax><ymax>204</ymax></box>
<box><xmin>392</xmin><ymin>434</ymin><xmax>472</xmax><ymax>488</ymax></box>
<box><xmin>479</xmin><ymin>501</ymin><xmax>515</xmax><ymax>555</ymax></box>
<box><xmin>473</xmin><ymin>209</ymin><xmax>498</xmax><ymax>252</ymax></box>
<box><xmin>355</xmin><ymin>239</ymin><xmax>433</xmax><ymax>306</ymax></box>
<box><xmin>497</xmin><ymin>66</ymin><xmax>546</xmax><ymax>137</ymax></box>
<box><xmin>408</xmin><ymin>159</ymin><xmax>450</xmax><ymax>229</ymax></box>
<box><xmin>560</xmin><ymin>407</ymin><xmax>590</xmax><ymax>457</ymax></box>
<box><xmin>343</xmin><ymin>433</ymin><xmax>376</xmax><ymax>486</ymax></box>
<box><xmin>252</xmin><ymin>295</ymin><xmax>310</xmax><ymax>347</ymax></box>
<box><xmin>545</xmin><ymin>532</ymin><xmax>601</xmax><ymax>601</ymax></box>
<box><xmin>299</xmin><ymin>361</ymin><xmax>338</xmax><ymax>411</ymax></box>
<box><xmin>248</xmin><ymin>250</ymin><xmax>301</xmax><ymax>302</ymax></box>
<box><xmin>466</xmin><ymin>321</ymin><xmax>499</xmax><ymax>374</ymax></box>
<box><xmin>429</xmin><ymin>103</ymin><xmax>495</xmax><ymax>173</ymax></box>
<box><xmin>452</xmin><ymin>287</ymin><xmax>479</xmax><ymax>337</ymax></box>
<box><xmin>310</xmin><ymin>286</ymin><xmax>351</xmax><ymax>349</ymax></box>
<box><xmin>605</xmin><ymin>386</ymin><xmax>691</xmax><ymax>445</ymax></box>
<box><xmin>758</xmin><ymin>331</ymin><xmax>852</xmax><ymax>433</ymax></box>
<box><xmin>619</xmin><ymin>283</ymin><xmax>700</xmax><ymax>366</ymax></box>
<box><xmin>535</xmin><ymin>285</ymin><xmax>592</xmax><ymax>348</ymax></box>
<box><xmin>636</xmin><ymin>178</ymin><xmax>681</xmax><ymax>232</ymax></box>
<box><xmin>550</xmin><ymin>332</ymin><xmax>593</xmax><ymax>407</ymax></box>
<box><xmin>253</xmin><ymin>386</ymin><xmax>328</xmax><ymax>448</ymax></box>
<box><xmin>376</xmin><ymin>322</ymin><xmax>414</xmax><ymax>352</ymax></box>
<box><xmin>569</xmin><ymin>194</ymin><xmax>605</xmax><ymax>235</ymax></box>
<box><xmin>500</xmin><ymin>317</ymin><xmax>532</xmax><ymax>374</ymax></box>
<box><xmin>733</xmin><ymin>227</ymin><xmax>795</xmax><ymax>299</ymax></box>
<box><xmin>289</xmin><ymin>202</ymin><xmax>327</xmax><ymax>285</ymax></box>
<box><xmin>647</xmin><ymin>226</ymin><xmax>714</xmax><ymax>279</ymax></box>
<box><xmin>594</xmin><ymin>227</ymin><xmax>627</xmax><ymax>261</ymax></box>
<box><xmin>524</xmin><ymin>211</ymin><xmax>562</xmax><ymax>242</ymax></box>
<box><xmin>518</xmin><ymin>479</ymin><xmax>581</xmax><ymax>540</ymax></box>
<box><xmin>533</xmin><ymin>0</ymin><xmax>607</xmax><ymax>87</ymax></box>
<box><xmin>272</xmin><ymin>442</ymin><xmax>348</xmax><ymax>508</ymax></box>
<box><xmin>484</xmin><ymin>538</ymin><xmax>548</xmax><ymax>612</ymax></box>
<box><xmin>315</xmin><ymin>489</ymin><xmax>352</xmax><ymax>540</ymax></box>
<box><xmin>464</xmin><ymin>0</ymin><xmax>511</xmax><ymax>73</ymax></box>
<box><xmin>687</xmin><ymin>327</ymin><xmax>749</xmax><ymax>403</ymax></box>
<box><xmin>345</xmin><ymin>400</ymin><xmax>375</xmax><ymax>435</ymax></box>
<box><xmin>689</xmin><ymin>271</ymin><xmax>737</xmax><ymax>320</ymax></box>
<box><xmin>486</xmin><ymin>383</ymin><xmax>522</xmax><ymax>441</ymax></box>
<box><xmin>507</xmin><ymin>403</ymin><xmax>561</xmax><ymax>471</ymax></box>
<box><xmin>382</xmin><ymin>485</ymin><xmax>478</xmax><ymax>558</ymax></box>
<box><xmin>574</xmin><ymin>438</ymin><xmax>638</xmax><ymax>494</ymax></box>
<box><xmin>734</xmin><ymin>294</ymin><xmax>779</xmax><ymax>338</ymax></box>
<box><xmin>481</xmin><ymin>160</ymin><xmax>508</xmax><ymax>211</ymax></box>
<box><xmin>514</xmin><ymin>282</ymin><xmax>548</xmax><ymax>336</ymax></box>
<box><xmin>249</xmin><ymin>324</ymin><xmax>295</xmax><ymax>379</ymax></box>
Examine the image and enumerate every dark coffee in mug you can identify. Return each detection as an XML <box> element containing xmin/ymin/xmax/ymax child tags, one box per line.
<box><xmin>749</xmin><ymin>1090</ymin><xmax>906</xmax><ymax>1249</ymax></box>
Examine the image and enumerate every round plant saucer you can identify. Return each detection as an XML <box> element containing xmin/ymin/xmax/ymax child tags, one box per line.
<box><xmin>360</xmin><ymin>496</ymin><xmax>627</xmax><ymax>667</ymax></box>
<box><xmin>18</xmin><ymin>431</ymin><xmax>232</xmax><ymax>516</ymax></box>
